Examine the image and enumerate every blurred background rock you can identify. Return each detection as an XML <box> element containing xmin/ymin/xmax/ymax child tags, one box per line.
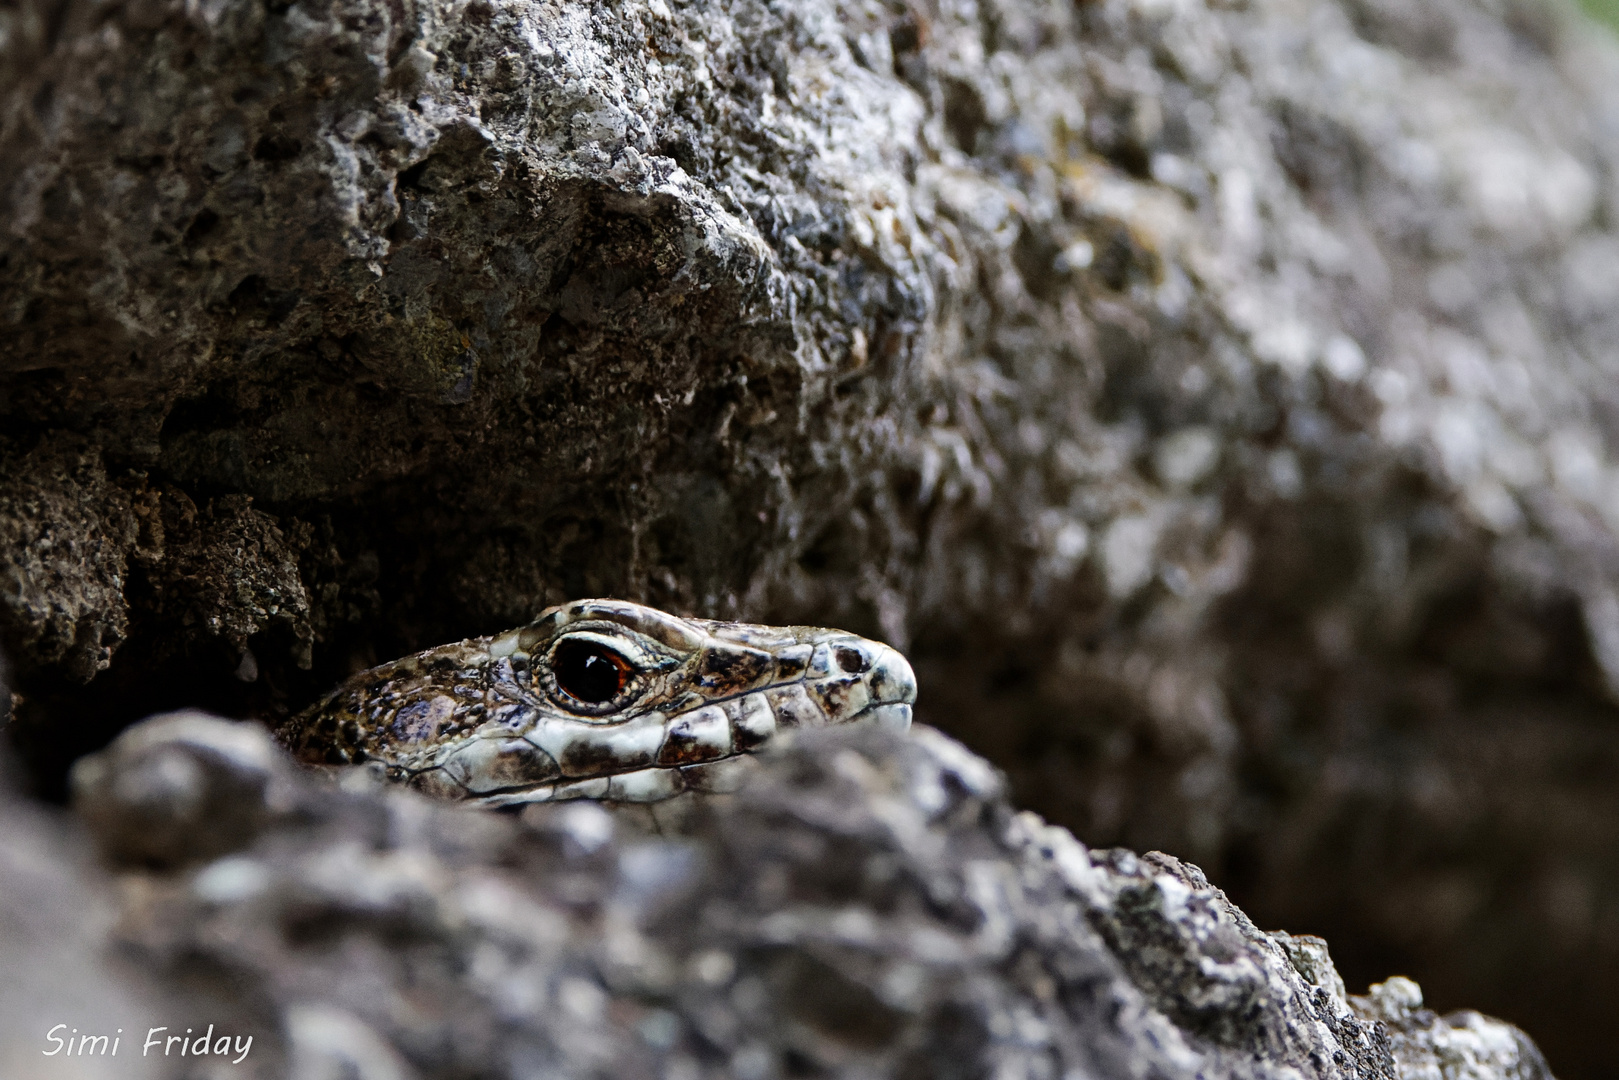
<box><xmin>3</xmin><ymin>0</ymin><xmax>1619</xmax><ymax>1076</ymax></box>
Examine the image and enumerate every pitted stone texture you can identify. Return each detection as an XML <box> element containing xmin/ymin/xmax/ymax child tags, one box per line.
<box><xmin>0</xmin><ymin>436</ymin><xmax>135</xmax><ymax>682</ymax></box>
<box><xmin>7</xmin><ymin>0</ymin><xmax>1619</xmax><ymax>1071</ymax></box>
<box><xmin>0</xmin><ymin>437</ymin><xmax>311</xmax><ymax>683</ymax></box>
<box><xmin>1355</xmin><ymin>978</ymin><xmax>1553</xmax><ymax>1080</ymax></box>
<box><xmin>30</xmin><ymin>713</ymin><xmax>1554</xmax><ymax>1080</ymax></box>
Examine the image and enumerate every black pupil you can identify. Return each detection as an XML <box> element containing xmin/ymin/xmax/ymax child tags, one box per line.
<box><xmin>554</xmin><ymin>640</ymin><xmax>628</xmax><ymax>704</ymax></box>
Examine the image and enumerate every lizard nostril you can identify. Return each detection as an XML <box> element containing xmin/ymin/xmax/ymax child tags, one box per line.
<box><xmin>834</xmin><ymin>646</ymin><xmax>869</xmax><ymax>674</ymax></box>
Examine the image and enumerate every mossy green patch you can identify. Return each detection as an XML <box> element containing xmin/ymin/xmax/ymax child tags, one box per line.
<box><xmin>1578</xmin><ymin>0</ymin><xmax>1619</xmax><ymax>30</ymax></box>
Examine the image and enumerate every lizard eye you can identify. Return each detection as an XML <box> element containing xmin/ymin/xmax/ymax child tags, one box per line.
<box><xmin>553</xmin><ymin>638</ymin><xmax>633</xmax><ymax>704</ymax></box>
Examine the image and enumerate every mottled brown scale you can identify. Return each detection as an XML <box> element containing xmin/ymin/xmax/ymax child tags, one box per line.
<box><xmin>276</xmin><ymin>599</ymin><xmax>917</xmax><ymax>806</ymax></box>
<box><xmin>658</xmin><ymin>708</ymin><xmax>729</xmax><ymax>766</ymax></box>
<box><xmin>696</xmin><ymin>643</ymin><xmax>774</xmax><ymax>695</ymax></box>
<box><xmin>560</xmin><ymin>735</ymin><xmax>628</xmax><ymax>777</ymax></box>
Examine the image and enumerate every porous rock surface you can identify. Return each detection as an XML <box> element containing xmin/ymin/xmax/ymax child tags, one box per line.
<box><xmin>4</xmin><ymin>0</ymin><xmax>1619</xmax><ymax>1071</ymax></box>
<box><xmin>2</xmin><ymin>713</ymin><xmax>1548</xmax><ymax>1080</ymax></box>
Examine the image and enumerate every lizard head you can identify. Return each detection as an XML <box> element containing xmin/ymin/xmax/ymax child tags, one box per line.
<box><xmin>279</xmin><ymin>599</ymin><xmax>915</xmax><ymax>806</ymax></box>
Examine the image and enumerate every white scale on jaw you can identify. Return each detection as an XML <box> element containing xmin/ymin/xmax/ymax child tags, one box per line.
<box><xmin>276</xmin><ymin>598</ymin><xmax>917</xmax><ymax>805</ymax></box>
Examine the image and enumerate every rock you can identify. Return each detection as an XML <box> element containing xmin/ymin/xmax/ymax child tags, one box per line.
<box><xmin>1357</xmin><ymin>978</ymin><xmax>1552</xmax><ymax>1080</ymax></box>
<box><xmin>2</xmin><ymin>712</ymin><xmax>1536</xmax><ymax>1080</ymax></box>
<box><xmin>69</xmin><ymin>710</ymin><xmax>303</xmax><ymax>867</ymax></box>
<box><xmin>4</xmin><ymin>0</ymin><xmax>1619</xmax><ymax>1069</ymax></box>
<box><xmin>0</xmin><ymin>745</ymin><xmax>177</xmax><ymax>1080</ymax></box>
<box><xmin>0</xmin><ymin>435</ymin><xmax>136</xmax><ymax>683</ymax></box>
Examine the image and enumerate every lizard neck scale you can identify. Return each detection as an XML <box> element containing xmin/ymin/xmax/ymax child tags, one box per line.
<box><xmin>276</xmin><ymin>599</ymin><xmax>916</xmax><ymax>805</ymax></box>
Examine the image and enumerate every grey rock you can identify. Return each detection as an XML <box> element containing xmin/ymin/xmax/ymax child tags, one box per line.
<box><xmin>70</xmin><ymin>710</ymin><xmax>303</xmax><ymax>867</ymax></box>
<box><xmin>0</xmin><ymin>435</ymin><xmax>136</xmax><ymax>682</ymax></box>
<box><xmin>0</xmin><ymin>748</ymin><xmax>178</xmax><ymax>1079</ymax></box>
<box><xmin>1356</xmin><ymin>978</ymin><xmax>1552</xmax><ymax>1080</ymax></box>
<box><xmin>4</xmin><ymin>0</ymin><xmax>1619</xmax><ymax>1068</ymax></box>
<box><xmin>0</xmin><ymin>712</ymin><xmax>1543</xmax><ymax>1080</ymax></box>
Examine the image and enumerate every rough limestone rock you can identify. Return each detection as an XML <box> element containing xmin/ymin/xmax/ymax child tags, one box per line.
<box><xmin>1360</xmin><ymin>977</ymin><xmax>1553</xmax><ymax>1080</ymax></box>
<box><xmin>4</xmin><ymin>0</ymin><xmax>1619</xmax><ymax>1071</ymax></box>
<box><xmin>0</xmin><ymin>713</ymin><xmax>1547</xmax><ymax>1080</ymax></box>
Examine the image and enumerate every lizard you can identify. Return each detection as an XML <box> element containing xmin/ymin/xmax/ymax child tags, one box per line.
<box><xmin>275</xmin><ymin>598</ymin><xmax>916</xmax><ymax>807</ymax></box>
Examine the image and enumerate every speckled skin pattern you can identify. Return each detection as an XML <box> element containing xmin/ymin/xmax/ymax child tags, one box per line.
<box><xmin>277</xmin><ymin>599</ymin><xmax>915</xmax><ymax>805</ymax></box>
